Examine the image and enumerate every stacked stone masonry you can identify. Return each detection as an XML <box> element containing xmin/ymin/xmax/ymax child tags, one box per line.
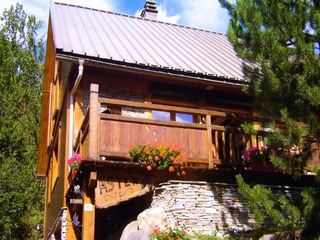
<box><xmin>151</xmin><ymin>180</ymin><xmax>256</xmax><ymax>235</ymax></box>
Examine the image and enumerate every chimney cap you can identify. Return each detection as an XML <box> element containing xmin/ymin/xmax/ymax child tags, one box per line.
<box><xmin>141</xmin><ymin>0</ymin><xmax>158</xmax><ymax>20</ymax></box>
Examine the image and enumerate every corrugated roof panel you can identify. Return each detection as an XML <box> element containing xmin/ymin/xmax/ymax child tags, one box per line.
<box><xmin>51</xmin><ymin>2</ymin><xmax>244</xmax><ymax>81</ymax></box>
<box><xmin>137</xmin><ymin>20</ymin><xmax>187</xmax><ymax>68</ymax></box>
<box><xmin>153</xmin><ymin>23</ymin><xmax>202</xmax><ymax>71</ymax></box>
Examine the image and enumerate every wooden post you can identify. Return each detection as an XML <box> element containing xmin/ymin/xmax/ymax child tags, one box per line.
<box><xmin>222</xmin><ymin>131</ymin><xmax>226</xmax><ymax>161</ymax></box>
<box><xmin>81</xmin><ymin>83</ymin><xmax>99</xmax><ymax>239</ymax></box>
<box><xmin>251</xmin><ymin>121</ymin><xmax>260</xmax><ymax>148</ymax></box>
<box><xmin>215</xmin><ymin>130</ymin><xmax>220</xmax><ymax>161</ymax></box>
<box><xmin>229</xmin><ymin>133</ymin><xmax>234</xmax><ymax>162</ymax></box>
<box><xmin>82</xmin><ymin>177</ymin><xmax>95</xmax><ymax>240</ymax></box>
<box><xmin>207</xmin><ymin>114</ymin><xmax>213</xmax><ymax>169</ymax></box>
<box><xmin>89</xmin><ymin>84</ymin><xmax>99</xmax><ymax>160</ymax></box>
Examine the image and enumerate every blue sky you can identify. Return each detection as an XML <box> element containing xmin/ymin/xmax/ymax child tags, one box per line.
<box><xmin>0</xmin><ymin>0</ymin><xmax>232</xmax><ymax>39</ymax></box>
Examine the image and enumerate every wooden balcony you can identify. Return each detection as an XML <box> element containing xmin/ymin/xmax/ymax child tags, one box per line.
<box><xmin>73</xmin><ymin>84</ymin><xmax>264</xmax><ymax>169</ymax></box>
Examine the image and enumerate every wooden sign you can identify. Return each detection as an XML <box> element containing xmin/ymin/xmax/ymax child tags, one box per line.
<box><xmin>70</xmin><ymin>199</ymin><xmax>83</xmax><ymax>204</ymax></box>
<box><xmin>95</xmin><ymin>176</ymin><xmax>153</xmax><ymax>208</ymax></box>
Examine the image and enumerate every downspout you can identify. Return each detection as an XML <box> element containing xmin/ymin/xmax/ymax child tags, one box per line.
<box><xmin>69</xmin><ymin>59</ymin><xmax>84</xmax><ymax>158</ymax></box>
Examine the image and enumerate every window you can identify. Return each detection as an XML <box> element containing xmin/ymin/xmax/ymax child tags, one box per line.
<box><xmin>152</xmin><ymin>110</ymin><xmax>170</xmax><ymax>121</ymax></box>
<box><xmin>152</xmin><ymin>111</ymin><xmax>193</xmax><ymax>123</ymax></box>
<box><xmin>176</xmin><ymin>113</ymin><xmax>193</xmax><ymax>123</ymax></box>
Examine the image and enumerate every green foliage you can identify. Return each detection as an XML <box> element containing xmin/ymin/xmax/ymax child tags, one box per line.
<box><xmin>149</xmin><ymin>228</ymin><xmax>229</xmax><ymax>240</ymax></box>
<box><xmin>219</xmin><ymin>0</ymin><xmax>320</xmax><ymax>177</ymax></box>
<box><xmin>0</xmin><ymin>3</ymin><xmax>44</xmax><ymax>239</ymax></box>
<box><xmin>219</xmin><ymin>1</ymin><xmax>320</xmax><ymax>237</ymax></box>
<box><xmin>191</xmin><ymin>231</ymin><xmax>229</xmax><ymax>240</ymax></box>
<box><xmin>150</xmin><ymin>227</ymin><xmax>191</xmax><ymax>240</ymax></box>
<box><xmin>236</xmin><ymin>175</ymin><xmax>302</xmax><ymax>230</ymax></box>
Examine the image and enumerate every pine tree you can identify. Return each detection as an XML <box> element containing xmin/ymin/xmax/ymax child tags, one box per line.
<box><xmin>219</xmin><ymin>0</ymin><xmax>320</xmax><ymax>238</ymax></box>
<box><xmin>0</xmin><ymin>4</ymin><xmax>44</xmax><ymax>239</ymax></box>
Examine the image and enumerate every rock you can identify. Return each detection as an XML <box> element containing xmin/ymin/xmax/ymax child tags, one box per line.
<box><xmin>137</xmin><ymin>207</ymin><xmax>169</xmax><ymax>233</ymax></box>
<box><xmin>120</xmin><ymin>221</ymin><xmax>142</xmax><ymax>240</ymax></box>
<box><xmin>125</xmin><ymin>230</ymin><xmax>149</xmax><ymax>240</ymax></box>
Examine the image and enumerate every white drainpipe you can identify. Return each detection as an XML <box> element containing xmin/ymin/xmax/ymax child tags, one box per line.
<box><xmin>69</xmin><ymin>59</ymin><xmax>84</xmax><ymax>158</ymax></box>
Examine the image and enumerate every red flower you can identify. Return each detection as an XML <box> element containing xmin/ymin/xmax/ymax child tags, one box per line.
<box><xmin>160</xmin><ymin>150</ymin><xmax>165</xmax><ymax>157</ymax></box>
<box><xmin>181</xmin><ymin>170</ymin><xmax>186</xmax><ymax>176</ymax></box>
<box><xmin>153</xmin><ymin>227</ymin><xmax>160</xmax><ymax>234</ymax></box>
<box><xmin>163</xmin><ymin>232</ymin><xmax>168</xmax><ymax>237</ymax></box>
<box><xmin>125</xmin><ymin>153</ymin><xmax>130</xmax><ymax>159</ymax></box>
<box><xmin>168</xmin><ymin>166</ymin><xmax>175</xmax><ymax>172</ymax></box>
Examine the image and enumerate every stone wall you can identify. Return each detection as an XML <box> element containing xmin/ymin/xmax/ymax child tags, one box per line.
<box><xmin>150</xmin><ymin>180</ymin><xmax>255</xmax><ymax>236</ymax></box>
<box><xmin>149</xmin><ymin>180</ymin><xmax>303</xmax><ymax>236</ymax></box>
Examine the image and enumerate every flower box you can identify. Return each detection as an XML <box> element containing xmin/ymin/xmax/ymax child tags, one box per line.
<box><xmin>250</xmin><ymin>161</ymin><xmax>277</xmax><ymax>172</ymax></box>
<box><xmin>126</xmin><ymin>142</ymin><xmax>187</xmax><ymax>176</ymax></box>
<box><xmin>68</xmin><ymin>168</ymin><xmax>78</xmax><ymax>184</ymax></box>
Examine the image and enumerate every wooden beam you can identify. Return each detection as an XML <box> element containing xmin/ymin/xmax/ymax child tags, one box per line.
<box><xmin>100</xmin><ymin>97</ymin><xmax>248</xmax><ymax>119</ymax></box>
<box><xmin>88</xmin><ymin>171</ymin><xmax>97</xmax><ymax>189</ymax></box>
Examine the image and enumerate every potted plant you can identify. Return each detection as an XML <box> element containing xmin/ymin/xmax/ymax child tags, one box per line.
<box><xmin>242</xmin><ymin>146</ymin><xmax>277</xmax><ymax>171</ymax></box>
<box><xmin>126</xmin><ymin>142</ymin><xmax>187</xmax><ymax>176</ymax></box>
<box><xmin>68</xmin><ymin>153</ymin><xmax>83</xmax><ymax>182</ymax></box>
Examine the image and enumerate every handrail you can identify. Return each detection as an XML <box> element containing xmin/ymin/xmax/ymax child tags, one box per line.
<box><xmin>99</xmin><ymin>97</ymin><xmax>257</xmax><ymax>121</ymax></box>
<box><xmin>100</xmin><ymin>113</ymin><xmax>243</xmax><ymax>132</ymax></box>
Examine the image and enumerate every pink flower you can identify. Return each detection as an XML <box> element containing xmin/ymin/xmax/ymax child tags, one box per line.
<box><xmin>147</xmin><ymin>165</ymin><xmax>152</xmax><ymax>171</ymax></box>
<box><xmin>154</xmin><ymin>156</ymin><xmax>159</xmax><ymax>161</ymax></box>
<box><xmin>68</xmin><ymin>153</ymin><xmax>83</xmax><ymax>169</ymax></box>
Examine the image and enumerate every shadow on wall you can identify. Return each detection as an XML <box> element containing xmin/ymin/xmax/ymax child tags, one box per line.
<box><xmin>95</xmin><ymin>192</ymin><xmax>153</xmax><ymax>240</ymax></box>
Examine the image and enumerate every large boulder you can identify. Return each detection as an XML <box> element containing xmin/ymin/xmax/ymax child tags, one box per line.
<box><xmin>137</xmin><ymin>207</ymin><xmax>169</xmax><ymax>233</ymax></box>
<box><xmin>120</xmin><ymin>207</ymin><xmax>169</xmax><ymax>240</ymax></box>
<box><xmin>120</xmin><ymin>221</ymin><xmax>149</xmax><ymax>240</ymax></box>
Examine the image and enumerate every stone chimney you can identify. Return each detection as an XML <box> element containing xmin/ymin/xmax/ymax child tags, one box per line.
<box><xmin>140</xmin><ymin>0</ymin><xmax>158</xmax><ymax>21</ymax></box>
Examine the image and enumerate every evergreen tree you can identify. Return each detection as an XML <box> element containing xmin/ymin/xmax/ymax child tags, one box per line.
<box><xmin>0</xmin><ymin>4</ymin><xmax>44</xmax><ymax>239</ymax></box>
<box><xmin>219</xmin><ymin>0</ymin><xmax>320</xmax><ymax>238</ymax></box>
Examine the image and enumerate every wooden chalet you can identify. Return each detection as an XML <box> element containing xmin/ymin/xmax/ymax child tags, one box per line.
<box><xmin>37</xmin><ymin>1</ymin><xmax>274</xmax><ymax>239</ymax></box>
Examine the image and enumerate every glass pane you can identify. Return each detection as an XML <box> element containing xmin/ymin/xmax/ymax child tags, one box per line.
<box><xmin>176</xmin><ymin>113</ymin><xmax>193</xmax><ymax>123</ymax></box>
<box><xmin>152</xmin><ymin>110</ymin><xmax>170</xmax><ymax>120</ymax></box>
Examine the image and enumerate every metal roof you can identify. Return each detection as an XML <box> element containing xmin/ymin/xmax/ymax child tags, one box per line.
<box><xmin>50</xmin><ymin>2</ymin><xmax>244</xmax><ymax>81</ymax></box>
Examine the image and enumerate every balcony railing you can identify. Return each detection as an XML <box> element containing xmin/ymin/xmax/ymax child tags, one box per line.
<box><xmin>73</xmin><ymin>84</ymin><xmax>264</xmax><ymax>169</ymax></box>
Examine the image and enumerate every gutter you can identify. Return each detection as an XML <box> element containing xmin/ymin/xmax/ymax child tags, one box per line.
<box><xmin>69</xmin><ymin>59</ymin><xmax>84</xmax><ymax>158</ymax></box>
<box><xmin>55</xmin><ymin>54</ymin><xmax>246</xmax><ymax>87</ymax></box>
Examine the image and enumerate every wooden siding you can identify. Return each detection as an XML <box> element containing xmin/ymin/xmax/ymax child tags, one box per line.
<box><xmin>38</xmin><ymin>18</ymin><xmax>56</xmax><ymax>177</ymax></box>
<box><xmin>99</xmin><ymin>116</ymin><xmax>209</xmax><ymax>160</ymax></box>
<box><xmin>43</xmin><ymin>71</ymin><xmax>72</xmax><ymax>238</ymax></box>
